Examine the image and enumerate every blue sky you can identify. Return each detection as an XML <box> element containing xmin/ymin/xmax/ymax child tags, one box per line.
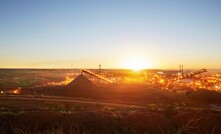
<box><xmin>0</xmin><ymin>0</ymin><xmax>220</xmax><ymax>69</ymax></box>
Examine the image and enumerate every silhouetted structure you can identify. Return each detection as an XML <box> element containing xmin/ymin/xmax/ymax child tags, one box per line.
<box><xmin>99</xmin><ymin>64</ymin><xmax>101</xmax><ymax>74</ymax></box>
<box><xmin>179</xmin><ymin>64</ymin><xmax>184</xmax><ymax>76</ymax></box>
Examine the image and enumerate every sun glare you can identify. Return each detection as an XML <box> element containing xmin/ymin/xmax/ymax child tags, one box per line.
<box><xmin>123</xmin><ymin>57</ymin><xmax>150</xmax><ymax>71</ymax></box>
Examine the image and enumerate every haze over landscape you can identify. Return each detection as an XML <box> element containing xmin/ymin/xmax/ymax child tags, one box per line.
<box><xmin>0</xmin><ymin>0</ymin><xmax>220</xmax><ymax>69</ymax></box>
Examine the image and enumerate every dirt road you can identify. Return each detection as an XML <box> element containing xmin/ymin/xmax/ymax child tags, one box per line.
<box><xmin>0</xmin><ymin>95</ymin><xmax>144</xmax><ymax>108</ymax></box>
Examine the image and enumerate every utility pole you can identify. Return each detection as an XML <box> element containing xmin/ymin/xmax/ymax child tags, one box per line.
<box><xmin>99</xmin><ymin>64</ymin><xmax>101</xmax><ymax>74</ymax></box>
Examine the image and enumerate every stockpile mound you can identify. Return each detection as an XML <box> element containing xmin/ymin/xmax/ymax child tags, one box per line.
<box><xmin>37</xmin><ymin>74</ymin><xmax>104</xmax><ymax>98</ymax></box>
<box><xmin>66</xmin><ymin>74</ymin><xmax>94</xmax><ymax>89</ymax></box>
<box><xmin>63</xmin><ymin>74</ymin><xmax>101</xmax><ymax>98</ymax></box>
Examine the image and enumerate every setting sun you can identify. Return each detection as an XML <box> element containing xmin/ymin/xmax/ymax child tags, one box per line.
<box><xmin>123</xmin><ymin>57</ymin><xmax>150</xmax><ymax>71</ymax></box>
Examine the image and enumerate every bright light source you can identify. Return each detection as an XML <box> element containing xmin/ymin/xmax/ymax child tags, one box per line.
<box><xmin>123</xmin><ymin>56</ymin><xmax>150</xmax><ymax>71</ymax></box>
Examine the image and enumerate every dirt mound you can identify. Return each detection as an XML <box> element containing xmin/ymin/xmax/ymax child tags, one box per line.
<box><xmin>37</xmin><ymin>74</ymin><xmax>103</xmax><ymax>98</ymax></box>
<box><xmin>63</xmin><ymin>74</ymin><xmax>102</xmax><ymax>98</ymax></box>
<box><xmin>66</xmin><ymin>74</ymin><xmax>94</xmax><ymax>88</ymax></box>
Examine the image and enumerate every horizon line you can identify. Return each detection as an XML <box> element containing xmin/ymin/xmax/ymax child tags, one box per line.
<box><xmin>0</xmin><ymin>67</ymin><xmax>218</xmax><ymax>71</ymax></box>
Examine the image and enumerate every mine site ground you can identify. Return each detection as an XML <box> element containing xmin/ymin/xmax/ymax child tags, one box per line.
<box><xmin>0</xmin><ymin>69</ymin><xmax>221</xmax><ymax>134</ymax></box>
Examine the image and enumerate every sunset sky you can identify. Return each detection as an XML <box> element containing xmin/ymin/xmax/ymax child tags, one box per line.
<box><xmin>0</xmin><ymin>0</ymin><xmax>220</xmax><ymax>69</ymax></box>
